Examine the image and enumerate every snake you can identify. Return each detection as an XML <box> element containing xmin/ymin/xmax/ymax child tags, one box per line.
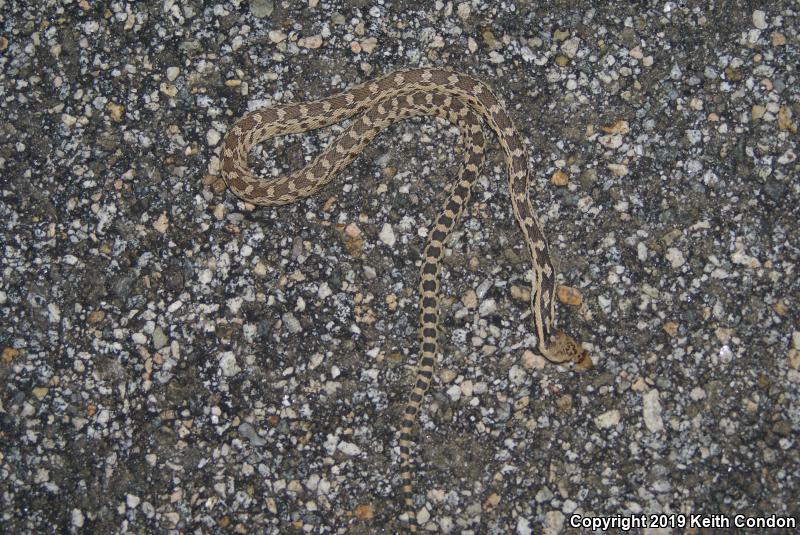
<box><xmin>220</xmin><ymin>68</ymin><xmax>589</xmax><ymax>531</ymax></box>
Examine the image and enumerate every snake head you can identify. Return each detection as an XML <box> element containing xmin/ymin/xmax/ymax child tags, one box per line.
<box><xmin>540</xmin><ymin>330</ymin><xmax>592</xmax><ymax>370</ymax></box>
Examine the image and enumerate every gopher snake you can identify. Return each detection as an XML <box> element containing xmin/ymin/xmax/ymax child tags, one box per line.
<box><xmin>220</xmin><ymin>68</ymin><xmax>589</xmax><ymax>531</ymax></box>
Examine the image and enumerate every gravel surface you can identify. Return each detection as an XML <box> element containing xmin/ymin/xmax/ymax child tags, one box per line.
<box><xmin>1</xmin><ymin>1</ymin><xmax>798</xmax><ymax>533</ymax></box>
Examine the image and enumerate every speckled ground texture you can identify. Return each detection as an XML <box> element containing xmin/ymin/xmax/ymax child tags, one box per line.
<box><xmin>2</xmin><ymin>1</ymin><xmax>799</xmax><ymax>533</ymax></box>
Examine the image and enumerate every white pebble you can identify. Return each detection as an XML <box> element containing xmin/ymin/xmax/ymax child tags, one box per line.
<box><xmin>298</xmin><ymin>35</ymin><xmax>323</xmax><ymax>49</ymax></box>
<box><xmin>544</xmin><ymin>511</ymin><xmax>565</xmax><ymax>534</ymax></box>
<box><xmin>520</xmin><ymin>350</ymin><xmax>545</xmax><ymax>370</ymax></box>
<box><xmin>560</xmin><ymin>37</ymin><xmax>580</xmax><ymax>58</ymax></box>
<box><xmin>166</xmin><ymin>66</ymin><xmax>180</xmax><ymax>81</ymax></box>
<box><xmin>752</xmin><ymin>9</ymin><xmax>767</xmax><ymax>29</ymax></box>
<box><xmin>153</xmin><ymin>212</ymin><xmax>169</xmax><ymax>234</ymax></box>
<box><xmin>594</xmin><ymin>409</ymin><xmax>621</xmax><ymax>428</ymax></box>
<box><xmin>132</xmin><ymin>332</ymin><xmax>147</xmax><ymax>345</ymax></box>
<box><xmin>446</xmin><ymin>384</ymin><xmax>462</xmax><ymax>401</ymax></box>
<box><xmin>508</xmin><ymin>364</ymin><xmax>527</xmax><ymax>385</ymax></box>
<box><xmin>599</xmin><ymin>134</ymin><xmax>623</xmax><ymax>149</ymax></box>
<box><xmin>666</xmin><ymin>247</ymin><xmax>685</xmax><ymax>268</ymax></box>
<box><xmin>379</xmin><ymin>223</ymin><xmax>396</xmax><ymax>246</ymax></box>
<box><xmin>607</xmin><ymin>163</ymin><xmax>629</xmax><ymax>176</ymax></box>
<box><xmin>489</xmin><ymin>50</ymin><xmax>505</xmax><ymax>63</ymax></box>
<box><xmin>199</xmin><ymin>269</ymin><xmax>213</xmax><ymax>284</ymax></box>
<box><xmin>34</xmin><ymin>468</ymin><xmax>50</xmax><ymax>483</ymax></box>
<box><xmin>323</xmin><ymin>434</ymin><xmax>339</xmax><ymax>454</ymax></box>
<box><xmin>227</xmin><ymin>296</ymin><xmax>243</xmax><ymax>314</ymax></box>
<box><xmin>318</xmin><ymin>282</ymin><xmax>332</xmax><ymax>299</ymax></box>
<box><xmin>282</xmin><ymin>312</ymin><xmax>302</xmax><ymax>334</ymax></box>
<box><xmin>126</xmin><ymin>494</ymin><xmax>141</xmax><ymax>508</ymax></box>
<box><xmin>416</xmin><ymin>507</ymin><xmax>430</xmax><ymax>525</ymax></box>
<box><xmin>337</xmin><ymin>441</ymin><xmax>362</xmax><ymax>456</ymax></box>
<box><xmin>689</xmin><ymin>386</ymin><xmax>706</xmax><ymax>401</ymax></box>
<box><xmin>71</xmin><ymin>509</ymin><xmax>85</xmax><ymax>528</ymax></box>
<box><xmin>219</xmin><ymin>352</ymin><xmax>240</xmax><ymax>377</ymax></box>
<box><xmin>637</xmin><ymin>242</ymin><xmax>648</xmax><ymax>261</ymax></box>
<box><xmin>777</xmin><ymin>149</ymin><xmax>796</xmax><ymax>165</ymax></box>
<box><xmin>478</xmin><ymin>298</ymin><xmax>497</xmax><ymax>316</ymax></box>
<box><xmin>642</xmin><ymin>389</ymin><xmax>664</xmax><ymax>433</ymax></box>
<box><xmin>48</xmin><ymin>303</ymin><xmax>61</xmax><ymax>323</ymax></box>
<box><xmin>269</xmin><ymin>30</ymin><xmax>287</xmax><ymax>43</ymax></box>
<box><xmin>207</xmin><ymin>128</ymin><xmax>221</xmax><ymax>146</ymax></box>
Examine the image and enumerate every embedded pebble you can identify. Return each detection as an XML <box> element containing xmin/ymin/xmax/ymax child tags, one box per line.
<box><xmin>378</xmin><ymin>223</ymin><xmax>396</xmax><ymax>246</ymax></box>
<box><xmin>298</xmin><ymin>35</ymin><xmax>323</xmax><ymax>49</ymax></box>
<box><xmin>238</xmin><ymin>422</ymin><xmax>267</xmax><ymax>446</ymax></box>
<box><xmin>318</xmin><ymin>282</ymin><xmax>332</xmax><ymax>299</ymax></box>
<box><xmin>478</xmin><ymin>298</ymin><xmax>497</xmax><ymax>316</ymax></box>
<box><xmin>282</xmin><ymin>312</ymin><xmax>302</xmax><ymax>334</ymax></box>
<box><xmin>642</xmin><ymin>390</ymin><xmax>664</xmax><ymax>433</ymax></box>
<box><xmin>269</xmin><ymin>30</ymin><xmax>287</xmax><ymax>43</ymax></box>
<box><xmin>206</xmin><ymin>128</ymin><xmax>221</xmax><ymax>146</ymax></box>
<box><xmin>517</xmin><ymin>517</ymin><xmax>532</xmax><ymax>535</ymax></box>
<box><xmin>360</xmin><ymin>37</ymin><xmax>378</xmax><ymax>54</ymax></box>
<box><xmin>152</xmin><ymin>326</ymin><xmax>168</xmax><ymax>349</ymax></box>
<box><xmin>446</xmin><ymin>384</ymin><xmax>461</xmax><ymax>401</ymax></box>
<box><xmin>543</xmin><ymin>511</ymin><xmax>565</xmax><ymax>535</ymax></box>
<box><xmin>689</xmin><ymin>387</ymin><xmax>706</xmax><ymax>401</ymax></box>
<box><xmin>607</xmin><ymin>163</ymin><xmax>629</xmax><ymax>176</ymax></box>
<box><xmin>462</xmin><ymin>289</ymin><xmax>478</xmax><ymax>309</ymax></box>
<box><xmin>520</xmin><ymin>350</ymin><xmax>546</xmax><ymax>370</ymax></box>
<box><xmin>557</xmin><ymin>285</ymin><xmax>583</xmax><ymax>306</ymax></box>
<box><xmin>550</xmin><ymin>169</ymin><xmax>568</xmax><ymax>186</ymax></box>
<box><xmin>560</xmin><ymin>37</ymin><xmax>580</xmax><ymax>58</ymax></box>
<box><xmin>595</xmin><ymin>410</ymin><xmax>621</xmax><ymax>428</ymax></box>
<box><xmin>219</xmin><ymin>352</ymin><xmax>240</xmax><ymax>377</ymax></box>
<box><xmin>337</xmin><ymin>441</ymin><xmax>362</xmax><ymax>456</ymax></box>
<box><xmin>508</xmin><ymin>365</ymin><xmax>527</xmax><ymax>385</ymax></box>
<box><xmin>752</xmin><ymin>10</ymin><xmax>767</xmax><ymax>29</ymax></box>
<box><xmin>345</xmin><ymin>223</ymin><xmax>362</xmax><ymax>238</ymax></box>
<box><xmin>666</xmin><ymin>248</ymin><xmax>686</xmax><ymax>268</ymax></box>
<box><xmin>250</xmin><ymin>0</ymin><xmax>274</xmax><ymax>18</ymax></box>
<box><xmin>71</xmin><ymin>509</ymin><xmax>84</xmax><ymax>528</ymax></box>
<box><xmin>153</xmin><ymin>213</ymin><xmax>169</xmax><ymax>233</ymax></box>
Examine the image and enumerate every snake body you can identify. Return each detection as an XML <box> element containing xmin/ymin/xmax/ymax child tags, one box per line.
<box><xmin>220</xmin><ymin>68</ymin><xmax>588</xmax><ymax>531</ymax></box>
